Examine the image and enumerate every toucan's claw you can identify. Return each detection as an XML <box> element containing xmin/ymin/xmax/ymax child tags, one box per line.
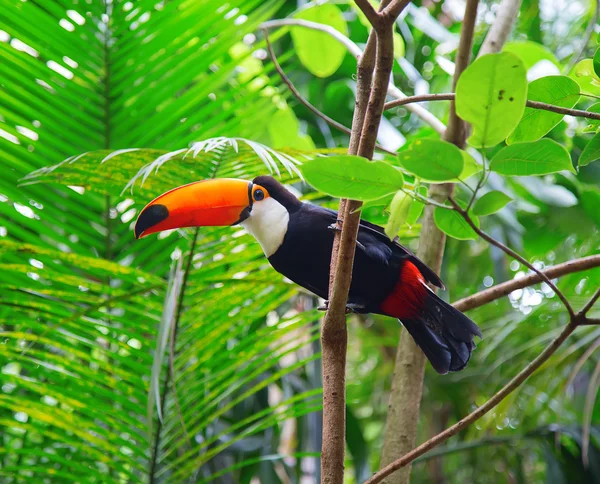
<box><xmin>327</xmin><ymin>221</ymin><xmax>343</xmax><ymax>232</ymax></box>
<box><xmin>317</xmin><ymin>301</ymin><xmax>366</xmax><ymax>314</ymax></box>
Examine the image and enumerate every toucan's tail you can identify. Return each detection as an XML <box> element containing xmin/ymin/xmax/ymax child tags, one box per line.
<box><xmin>401</xmin><ymin>290</ymin><xmax>482</xmax><ymax>374</ymax></box>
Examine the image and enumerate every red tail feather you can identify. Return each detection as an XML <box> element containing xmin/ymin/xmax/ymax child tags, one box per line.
<box><xmin>379</xmin><ymin>261</ymin><xmax>428</xmax><ymax>319</ymax></box>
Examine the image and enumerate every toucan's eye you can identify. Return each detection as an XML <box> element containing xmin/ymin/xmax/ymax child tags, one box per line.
<box><xmin>254</xmin><ymin>189</ymin><xmax>265</xmax><ymax>201</ymax></box>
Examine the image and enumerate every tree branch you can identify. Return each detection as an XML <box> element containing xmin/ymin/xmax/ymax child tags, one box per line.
<box><xmin>448</xmin><ymin>197</ymin><xmax>575</xmax><ymax>319</ymax></box>
<box><xmin>354</xmin><ymin>0</ymin><xmax>382</xmax><ymax>30</ymax></box>
<box><xmin>385</xmin><ymin>93</ymin><xmax>600</xmax><ymax>121</ymax></box>
<box><xmin>368</xmin><ymin>283</ymin><xmax>600</xmax><ymax>484</ymax></box>
<box><xmin>320</xmin><ymin>1</ymin><xmax>411</xmax><ymax>481</ymax></box>
<box><xmin>365</xmin><ymin>321</ymin><xmax>577</xmax><ymax>484</ymax></box>
<box><xmin>580</xmin><ymin>287</ymin><xmax>600</xmax><ymax>316</ymax></box>
<box><xmin>479</xmin><ymin>0</ymin><xmax>522</xmax><ymax>56</ymax></box>
<box><xmin>453</xmin><ymin>255</ymin><xmax>600</xmax><ymax>312</ymax></box>
<box><xmin>260</xmin><ymin>18</ymin><xmax>446</xmax><ymax>134</ymax></box>
<box><xmin>320</xmin><ymin>23</ymin><xmax>378</xmax><ymax>484</ymax></box>
<box><xmin>378</xmin><ymin>2</ymin><xmax>480</xmax><ymax>483</ymax></box>
<box><xmin>262</xmin><ymin>28</ymin><xmax>396</xmax><ymax>156</ymax></box>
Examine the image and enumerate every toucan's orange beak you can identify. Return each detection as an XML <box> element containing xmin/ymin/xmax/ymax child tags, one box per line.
<box><xmin>134</xmin><ymin>178</ymin><xmax>252</xmax><ymax>239</ymax></box>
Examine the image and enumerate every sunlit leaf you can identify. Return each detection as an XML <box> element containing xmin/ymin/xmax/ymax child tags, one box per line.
<box><xmin>503</xmin><ymin>41</ymin><xmax>559</xmax><ymax>69</ymax></box>
<box><xmin>291</xmin><ymin>4</ymin><xmax>348</xmax><ymax>78</ymax></box>
<box><xmin>385</xmin><ymin>191</ymin><xmax>413</xmax><ymax>239</ymax></box>
<box><xmin>301</xmin><ymin>155</ymin><xmax>404</xmax><ymax>200</ymax></box>
<box><xmin>579</xmin><ymin>131</ymin><xmax>600</xmax><ymax>167</ymax></box>
<box><xmin>398</xmin><ymin>139</ymin><xmax>464</xmax><ymax>181</ymax></box>
<box><xmin>433</xmin><ymin>205</ymin><xmax>479</xmax><ymax>240</ymax></box>
<box><xmin>490</xmin><ymin>139</ymin><xmax>575</xmax><ymax>175</ymax></box>
<box><xmin>507</xmin><ymin>76</ymin><xmax>580</xmax><ymax>144</ymax></box>
<box><xmin>473</xmin><ymin>191</ymin><xmax>512</xmax><ymax>216</ymax></box>
<box><xmin>456</xmin><ymin>52</ymin><xmax>528</xmax><ymax>148</ymax></box>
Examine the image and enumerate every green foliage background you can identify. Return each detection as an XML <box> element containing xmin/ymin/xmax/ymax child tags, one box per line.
<box><xmin>1</xmin><ymin>0</ymin><xmax>599</xmax><ymax>483</ymax></box>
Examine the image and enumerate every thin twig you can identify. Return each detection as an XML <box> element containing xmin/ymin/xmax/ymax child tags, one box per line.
<box><xmin>260</xmin><ymin>19</ymin><xmax>446</xmax><ymax>133</ymax></box>
<box><xmin>369</xmin><ymin>286</ymin><xmax>600</xmax><ymax>483</ymax></box>
<box><xmin>365</xmin><ymin>322</ymin><xmax>577</xmax><ymax>484</ymax></box>
<box><xmin>354</xmin><ymin>0</ymin><xmax>381</xmax><ymax>29</ymax></box>
<box><xmin>479</xmin><ymin>0</ymin><xmax>522</xmax><ymax>56</ymax></box>
<box><xmin>385</xmin><ymin>93</ymin><xmax>600</xmax><ymax>121</ymax></box>
<box><xmin>448</xmin><ymin>197</ymin><xmax>575</xmax><ymax>319</ymax></box>
<box><xmin>580</xmin><ymin>287</ymin><xmax>600</xmax><ymax>316</ymax></box>
<box><xmin>384</xmin><ymin>93</ymin><xmax>455</xmax><ymax>109</ymax></box>
<box><xmin>262</xmin><ymin>28</ymin><xmax>397</xmax><ymax>157</ymax></box>
<box><xmin>453</xmin><ymin>255</ymin><xmax>600</xmax><ymax>312</ymax></box>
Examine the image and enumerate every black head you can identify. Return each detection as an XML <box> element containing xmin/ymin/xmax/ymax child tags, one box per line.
<box><xmin>252</xmin><ymin>176</ymin><xmax>302</xmax><ymax>213</ymax></box>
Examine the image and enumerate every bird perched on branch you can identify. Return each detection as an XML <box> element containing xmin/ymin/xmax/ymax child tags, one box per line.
<box><xmin>135</xmin><ymin>175</ymin><xmax>481</xmax><ymax>374</ymax></box>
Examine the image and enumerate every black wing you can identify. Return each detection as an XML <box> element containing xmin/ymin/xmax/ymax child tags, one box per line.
<box><xmin>321</xmin><ymin>207</ymin><xmax>445</xmax><ymax>289</ymax></box>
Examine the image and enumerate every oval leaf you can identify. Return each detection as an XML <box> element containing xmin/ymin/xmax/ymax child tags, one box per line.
<box><xmin>473</xmin><ymin>191</ymin><xmax>512</xmax><ymax>216</ymax></box>
<box><xmin>456</xmin><ymin>52</ymin><xmax>528</xmax><ymax>148</ymax></box>
<box><xmin>406</xmin><ymin>186</ymin><xmax>427</xmax><ymax>225</ymax></box>
<box><xmin>459</xmin><ymin>151</ymin><xmax>482</xmax><ymax>180</ymax></box>
<box><xmin>580</xmin><ymin>131</ymin><xmax>600</xmax><ymax>167</ymax></box>
<box><xmin>385</xmin><ymin>191</ymin><xmax>413</xmax><ymax>239</ymax></box>
<box><xmin>434</xmin><ymin>206</ymin><xmax>480</xmax><ymax>240</ymax></box>
<box><xmin>571</xmin><ymin>59</ymin><xmax>600</xmax><ymax>97</ymax></box>
<box><xmin>490</xmin><ymin>139</ymin><xmax>575</xmax><ymax>176</ymax></box>
<box><xmin>503</xmin><ymin>41</ymin><xmax>559</xmax><ymax>70</ymax></box>
<box><xmin>291</xmin><ymin>5</ymin><xmax>348</xmax><ymax>78</ymax></box>
<box><xmin>301</xmin><ymin>155</ymin><xmax>404</xmax><ymax>201</ymax></box>
<box><xmin>507</xmin><ymin>76</ymin><xmax>580</xmax><ymax>144</ymax></box>
<box><xmin>399</xmin><ymin>139</ymin><xmax>464</xmax><ymax>182</ymax></box>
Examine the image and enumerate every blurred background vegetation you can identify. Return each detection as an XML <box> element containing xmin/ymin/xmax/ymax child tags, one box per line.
<box><xmin>1</xmin><ymin>0</ymin><xmax>599</xmax><ymax>482</ymax></box>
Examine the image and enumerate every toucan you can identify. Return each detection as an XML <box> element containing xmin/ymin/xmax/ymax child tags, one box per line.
<box><xmin>135</xmin><ymin>176</ymin><xmax>481</xmax><ymax>374</ymax></box>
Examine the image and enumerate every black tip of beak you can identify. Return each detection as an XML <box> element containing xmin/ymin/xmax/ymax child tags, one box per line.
<box><xmin>135</xmin><ymin>204</ymin><xmax>169</xmax><ymax>239</ymax></box>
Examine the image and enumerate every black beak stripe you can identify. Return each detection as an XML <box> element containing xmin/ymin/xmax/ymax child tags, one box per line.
<box><xmin>135</xmin><ymin>204</ymin><xmax>169</xmax><ymax>238</ymax></box>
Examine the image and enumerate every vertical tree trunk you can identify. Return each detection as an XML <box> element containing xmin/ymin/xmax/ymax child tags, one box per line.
<box><xmin>320</xmin><ymin>3</ymin><xmax>410</xmax><ymax>482</ymax></box>
<box><xmin>378</xmin><ymin>1</ymin><xmax>480</xmax><ymax>482</ymax></box>
<box><xmin>378</xmin><ymin>1</ymin><xmax>523</xmax><ymax>482</ymax></box>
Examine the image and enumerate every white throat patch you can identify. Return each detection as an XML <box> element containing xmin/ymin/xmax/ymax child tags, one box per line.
<box><xmin>241</xmin><ymin>197</ymin><xmax>289</xmax><ymax>257</ymax></box>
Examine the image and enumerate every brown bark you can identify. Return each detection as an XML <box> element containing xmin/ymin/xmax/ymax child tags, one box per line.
<box><xmin>378</xmin><ymin>1</ymin><xmax>480</xmax><ymax>482</ymax></box>
<box><xmin>320</xmin><ymin>3</ymin><xmax>411</xmax><ymax>482</ymax></box>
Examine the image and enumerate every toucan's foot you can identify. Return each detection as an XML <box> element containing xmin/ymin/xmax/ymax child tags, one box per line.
<box><xmin>317</xmin><ymin>301</ymin><xmax>366</xmax><ymax>314</ymax></box>
<box><xmin>317</xmin><ymin>301</ymin><xmax>329</xmax><ymax>311</ymax></box>
<box><xmin>346</xmin><ymin>303</ymin><xmax>367</xmax><ymax>313</ymax></box>
<box><xmin>327</xmin><ymin>220</ymin><xmax>343</xmax><ymax>232</ymax></box>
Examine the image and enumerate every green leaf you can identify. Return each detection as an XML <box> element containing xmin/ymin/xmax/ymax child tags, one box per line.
<box><xmin>301</xmin><ymin>155</ymin><xmax>404</xmax><ymax>200</ymax></box>
<box><xmin>456</xmin><ymin>52</ymin><xmax>528</xmax><ymax>148</ymax></box>
<box><xmin>571</xmin><ymin>59</ymin><xmax>600</xmax><ymax>96</ymax></box>
<box><xmin>459</xmin><ymin>151</ymin><xmax>482</xmax><ymax>180</ymax></box>
<box><xmin>583</xmin><ymin>103</ymin><xmax>600</xmax><ymax>133</ymax></box>
<box><xmin>393</xmin><ymin>32</ymin><xmax>405</xmax><ymax>60</ymax></box>
<box><xmin>406</xmin><ymin>186</ymin><xmax>427</xmax><ymax>225</ymax></box>
<box><xmin>579</xmin><ymin>131</ymin><xmax>600</xmax><ymax>167</ymax></box>
<box><xmin>473</xmin><ymin>191</ymin><xmax>513</xmax><ymax>216</ymax></box>
<box><xmin>434</xmin><ymin>206</ymin><xmax>480</xmax><ymax>240</ymax></box>
<box><xmin>503</xmin><ymin>41</ymin><xmax>559</xmax><ymax>69</ymax></box>
<box><xmin>268</xmin><ymin>108</ymin><xmax>316</xmax><ymax>150</ymax></box>
<box><xmin>507</xmin><ymin>76</ymin><xmax>580</xmax><ymax>144</ymax></box>
<box><xmin>594</xmin><ymin>47</ymin><xmax>600</xmax><ymax>78</ymax></box>
<box><xmin>399</xmin><ymin>139</ymin><xmax>464</xmax><ymax>182</ymax></box>
<box><xmin>490</xmin><ymin>139</ymin><xmax>575</xmax><ymax>176</ymax></box>
<box><xmin>385</xmin><ymin>191</ymin><xmax>413</xmax><ymax>239</ymax></box>
<box><xmin>291</xmin><ymin>4</ymin><xmax>348</xmax><ymax>78</ymax></box>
